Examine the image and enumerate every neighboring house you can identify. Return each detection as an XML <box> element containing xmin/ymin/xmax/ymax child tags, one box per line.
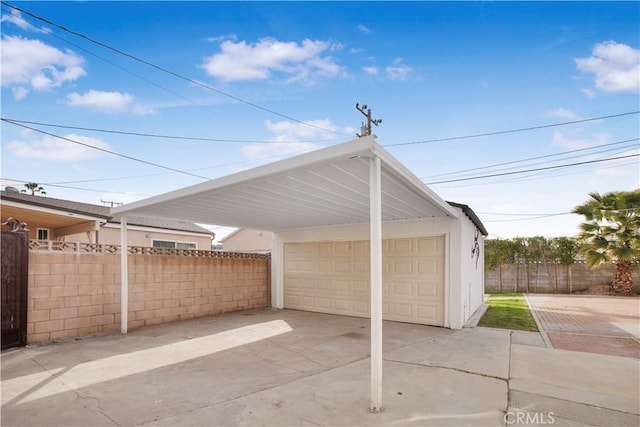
<box><xmin>0</xmin><ymin>190</ymin><xmax>214</xmax><ymax>250</ymax></box>
<box><xmin>220</xmin><ymin>228</ymin><xmax>273</xmax><ymax>253</ymax></box>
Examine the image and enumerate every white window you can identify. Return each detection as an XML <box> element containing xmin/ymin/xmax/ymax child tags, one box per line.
<box><xmin>152</xmin><ymin>240</ymin><xmax>197</xmax><ymax>250</ymax></box>
<box><xmin>37</xmin><ymin>228</ymin><xmax>49</xmax><ymax>241</ymax></box>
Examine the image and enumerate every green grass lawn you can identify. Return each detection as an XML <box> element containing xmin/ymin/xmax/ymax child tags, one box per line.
<box><xmin>478</xmin><ymin>293</ymin><xmax>539</xmax><ymax>332</ymax></box>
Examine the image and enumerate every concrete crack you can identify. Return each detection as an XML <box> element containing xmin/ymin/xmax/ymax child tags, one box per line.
<box><xmin>384</xmin><ymin>358</ymin><xmax>509</xmax><ymax>383</ymax></box>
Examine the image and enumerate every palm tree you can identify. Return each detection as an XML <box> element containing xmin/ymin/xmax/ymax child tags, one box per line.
<box><xmin>572</xmin><ymin>190</ymin><xmax>640</xmax><ymax>294</ymax></box>
<box><xmin>21</xmin><ymin>182</ymin><xmax>46</xmax><ymax>195</ymax></box>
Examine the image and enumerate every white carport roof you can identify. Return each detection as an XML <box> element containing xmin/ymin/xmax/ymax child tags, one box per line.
<box><xmin>111</xmin><ymin>136</ymin><xmax>458</xmax><ymax>228</ymax></box>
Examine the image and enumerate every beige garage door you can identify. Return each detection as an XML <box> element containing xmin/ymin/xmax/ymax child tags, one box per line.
<box><xmin>283</xmin><ymin>236</ymin><xmax>445</xmax><ymax>326</ymax></box>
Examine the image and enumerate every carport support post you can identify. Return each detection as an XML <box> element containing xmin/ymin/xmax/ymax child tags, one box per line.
<box><xmin>120</xmin><ymin>216</ymin><xmax>128</xmax><ymax>334</ymax></box>
<box><xmin>369</xmin><ymin>155</ymin><xmax>383</xmax><ymax>412</ymax></box>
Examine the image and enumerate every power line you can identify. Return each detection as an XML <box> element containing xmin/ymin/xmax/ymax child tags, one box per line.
<box><xmin>424</xmin><ymin>153</ymin><xmax>639</xmax><ymax>185</ymax></box>
<box><xmin>1</xmin><ymin>1</ymin><xmax>349</xmax><ymax>137</ymax></box>
<box><xmin>482</xmin><ymin>213</ymin><xmax>571</xmax><ymax>222</ymax></box>
<box><xmin>385</xmin><ymin>111</ymin><xmax>639</xmax><ymax>147</ymax></box>
<box><xmin>1</xmin><ymin>178</ymin><xmax>151</xmax><ymax>196</ymax></box>
<box><xmin>437</xmin><ymin>158</ymin><xmax>639</xmax><ymax>188</ymax></box>
<box><xmin>1</xmin><ymin>119</ymin><xmax>212</xmax><ymax>180</ymax></box>
<box><xmin>421</xmin><ymin>138</ymin><xmax>639</xmax><ymax>180</ymax></box>
<box><xmin>0</xmin><ymin>5</ymin><xmax>198</xmax><ymax>110</ymax></box>
<box><xmin>0</xmin><ymin>118</ymin><xmax>337</xmax><ymax>144</ymax></box>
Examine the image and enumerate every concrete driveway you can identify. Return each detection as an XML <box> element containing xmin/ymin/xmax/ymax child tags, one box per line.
<box><xmin>2</xmin><ymin>309</ymin><xmax>639</xmax><ymax>426</ymax></box>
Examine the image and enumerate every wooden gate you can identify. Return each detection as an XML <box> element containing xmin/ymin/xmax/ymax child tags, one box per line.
<box><xmin>1</xmin><ymin>218</ymin><xmax>29</xmax><ymax>350</ymax></box>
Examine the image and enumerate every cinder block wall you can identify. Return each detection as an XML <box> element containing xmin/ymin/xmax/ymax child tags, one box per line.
<box><xmin>27</xmin><ymin>252</ymin><xmax>270</xmax><ymax>343</ymax></box>
<box><xmin>485</xmin><ymin>262</ymin><xmax>640</xmax><ymax>294</ymax></box>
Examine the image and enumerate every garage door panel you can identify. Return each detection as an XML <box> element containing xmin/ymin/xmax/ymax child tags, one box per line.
<box><xmin>387</xmin><ymin>259</ymin><xmax>414</xmax><ymax>275</ymax></box>
<box><xmin>418</xmin><ymin>259</ymin><xmax>441</xmax><ymax>275</ymax></box>
<box><xmin>417</xmin><ymin>282</ymin><xmax>440</xmax><ymax>297</ymax></box>
<box><xmin>283</xmin><ymin>236</ymin><xmax>444</xmax><ymax>326</ymax></box>
<box><xmin>317</xmin><ymin>279</ymin><xmax>331</xmax><ymax>290</ymax></box>
<box><xmin>316</xmin><ymin>297</ymin><xmax>332</xmax><ymax>310</ymax></box>
<box><xmin>390</xmin><ymin>281</ymin><xmax>413</xmax><ymax>297</ymax></box>
<box><xmin>334</xmin><ymin>260</ymin><xmax>350</xmax><ymax>272</ymax></box>
<box><xmin>390</xmin><ymin>302</ymin><xmax>413</xmax><ymax>320</ymax></box>
<box><xmin>352</xmin><ymin>241</ymin><xmax>369</xmax><ymax>254</ymax></box>
<box><xmin>334</xmin><ymin>279</ymin><xmax>349</xmax><ymax>291</ymax></box>
<box><xmin>417</xmin><ymin>237</ymin><xmax>441</xmax><ymax>253</ymax></box>
<box><xmin>353</xmin><ymin>260</ymin><xmax>369</xmax><ymax>274</ymax></box>
<box><xmin>334</xmin><ymin>299</ymin><xmax>350</xmax><ymax>312</ymax></box>
<box><xmin>416</xmin><ymin>304</ymin><xmax>441</xmax><ymax>324</ymax></box>
<box><xmin>353</xmin><ymin>300</ymin><xmax>369</xmax><ymax>315</ymax></box>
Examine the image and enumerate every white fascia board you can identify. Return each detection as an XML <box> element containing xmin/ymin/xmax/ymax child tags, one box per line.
<box><xmin>371</xmin><ymin>142</ymin><xmax>460</xmax><ymax>219</ymax></box>
<box><xmin>111</xmin><ymin>136</ymin><xmax>376</xmax><ymax>218</ymax></box>
<box><xmin>1</xmin><ymin>200</ymin><xmax>108</xmax><ymax>221</ymax></box>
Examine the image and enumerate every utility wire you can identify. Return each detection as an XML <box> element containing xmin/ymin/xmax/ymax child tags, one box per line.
<box><xmin>437</xmin><ymin>158</ymin><xmax>639</xmax><ymax>188</ymax></box>
<box><xmin>0</xmin><ymin>118</ymin><xmax>336</xmax><ymax>144</ymax></box>
<box><xmin>1</xmin><ymin>1</ymin><xmax>348</xmax><ymax>137</ymax></box>
<box><xmin>0</xmin><ymin>5</ymin><xmax>197</xmax><ymax>110</ymax></box>
<box><xmin>385</xmin><ymin>111</ymin><xmax>639</xmax><ymax>147</ymax></box>
<box><xmin>1</xmin><ymin>119</ymin><xmax>212</xmax><ymax>180</ymax></box>
<box><xmin>421</xmin><ymin>138</ymin><xmax>639</xmax><ymax>180</ymax></box>
<box><xmin>424</xmin><ymin>153</ymin><xmax>639</xmax><ymax>185</ymax></box>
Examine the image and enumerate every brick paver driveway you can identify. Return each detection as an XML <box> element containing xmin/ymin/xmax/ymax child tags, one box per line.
<box><xmin>526</xmin><ymin>294</ymin><xmax>640</xmax><ymax>359</ymax></box>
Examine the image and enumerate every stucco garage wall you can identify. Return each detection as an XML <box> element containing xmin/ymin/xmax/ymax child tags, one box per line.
<box><xmin>459</xmin><ymin>212</ymin><xmax>485</xmax><ymax>322</ymax></box>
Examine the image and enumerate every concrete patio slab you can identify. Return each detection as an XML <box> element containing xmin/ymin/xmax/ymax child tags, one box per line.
<box><xmin>384</xmin><ymin>326</ymin><xmax>512</xmax><ymax>380</ymax></box>
<box><xmin>2</xmin><ymin>308</ymin><xmax>639</xmax><ymax>426</ymax></box>
<box><xmin>510</xmin><ymin>343</ymin><xmax>640</xmax><ymax>415</ymax></box>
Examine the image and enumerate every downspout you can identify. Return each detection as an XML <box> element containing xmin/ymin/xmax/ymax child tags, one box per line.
<box><xmin>120</xmin><ymin>216</ymin><xmax>128</xmax><ymax>334</ymax></box>
<box><xmin>369</xmin><ymin>155</ymin><xmax>383</xmax><ymax>413</ymax></box>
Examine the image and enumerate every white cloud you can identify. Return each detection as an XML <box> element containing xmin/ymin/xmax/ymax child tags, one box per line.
<box><xmin>0</xmin><ymin>8</ymin><xmax>45</xmax><ymax>32</ymax></box>
<box><xmin>362</xmin><ymin>66</ymin><xmax>379</xmax><ymax>75</ymax></box>
<box><xmin>241</xmin><ymin>119</ymin><xmax>341</xmax><ymax>163</ymax></box>
<box><xmin>386</xmin><ymin>59</ymin><xmax>412</xmax><ymax>81</ymax></box>
<box><xmin>265</xmin><ymin>118</ymin><xmax>338</xmax><ymax>140</ymax></box>
<box><xmin>552</xmin><ymin>130</ymin><xmax>610</xmax><ymax>150</ymax></box>
<box><xmin>66</xmin><ymin>90</ymin><xmax>155</xmax><ymax>114</ymax></box>
<box><xmin>547</xmin><ymin>108</ymin><xmax>583</xmax><ymax>121</ymax></box>
<box><xmin>581</xmin><ymin>88</ymin><xmax>596</xmax><ymax>99</ymax></box>
<box><xmin>357</xmin><ymin>24</ymin><xmax>372</xmax><ymax>34</ymax></box>
<box><xmin>205</xmin><ymin>33</ymin><xmax>237</xmax><ymax>43</ymax></box>
<box><xmin>12</xmin><ymin>86</ymin><xmax>28</xmax><ymax>100</ymax></box>
<box><xmin>0</xmin><ymin>35</ymin><xmax>85</xmax><ymax>98</ymax></box>
<box><xmin>7</xmin><ymin>133</ymin><xmax>112</xmax><ymax>161</ymax></box>
<box><xmin>575</xmin><ymin>41</ymin><xmax>640</xmax><ymax>94</ymax></box>
<box><xmin>200</xmin><ymin>37</ymin><xmax>344</xmax><ymax>82</ymax></box>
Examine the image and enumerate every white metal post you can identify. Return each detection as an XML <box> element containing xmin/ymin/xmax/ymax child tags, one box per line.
<box><xmin>369</xmin><ymin>155</ymin><xmax>383</xmax><ymax>412</ymax></box>
<box><xmin>120</xmin><ymin>216</ymin><xmax>129</xmax><ymax>334</ymax></box>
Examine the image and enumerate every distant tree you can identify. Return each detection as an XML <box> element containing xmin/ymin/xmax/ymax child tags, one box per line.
<box><xmin>21</xmin><ymin>183</ymin><xmax>46</xmax><ymax>195</ymax></box>
<box><xmin>572</xmin><ymin>190</ymin><xmax>640</xmax><ymax>294</ymax></box>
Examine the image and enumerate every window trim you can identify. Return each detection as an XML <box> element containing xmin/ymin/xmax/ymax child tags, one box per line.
<box><xmin>151</xmin><ymin>239</ymin><xmax>197</xmax><ymax>250</ymax></box>
<box><xmin>36</xmin><ymin>228</ymin><xmax>50</xmax><ymax>241</ymax></box>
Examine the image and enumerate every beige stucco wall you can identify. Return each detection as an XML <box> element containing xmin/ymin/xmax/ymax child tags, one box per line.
<box><xmin>221</xmin><ymin>229</ymin><xmax>273</xmax><ymax>252</ymax></box>
<box><xmin>26</xmin><ymin>251</ymin><xmax>269</xmax><ymax>344</ymax></box>
<box><xmin>64</xmin><ymin>225</ymin><xmax>212</xmax><ymax>250</ymax></box>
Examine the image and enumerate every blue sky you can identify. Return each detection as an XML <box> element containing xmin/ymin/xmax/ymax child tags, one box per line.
<box><xmin>1</xmin><ymin>1</ymin><xmax>638</xmax><ymax>241</ymax></box>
